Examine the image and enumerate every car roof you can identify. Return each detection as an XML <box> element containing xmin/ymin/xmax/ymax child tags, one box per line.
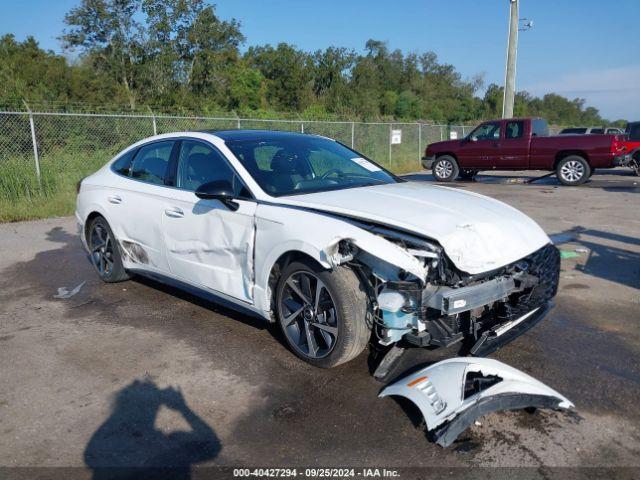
<box><xmin>204</xmin><ymin>129</ymin><xmax>320</xmax><ymax>143</ymax></box>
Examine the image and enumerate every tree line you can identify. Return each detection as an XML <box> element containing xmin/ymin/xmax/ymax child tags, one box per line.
<box><xmin>0</xmin><ymin>0</ymin><xmax>625</xmax><ymax>126</ymax></box>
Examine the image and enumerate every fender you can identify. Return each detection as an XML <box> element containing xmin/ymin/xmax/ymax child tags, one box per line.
<box><xmin>76</xmin><ymin>198</ymin><xmax>112</xmax><ymax>246</ymax></box>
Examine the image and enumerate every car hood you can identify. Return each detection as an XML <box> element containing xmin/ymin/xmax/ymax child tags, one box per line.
<box><xmin>427</xmin><ymin>139</ymin><xmax>462</xmax><ymax>153</ymax></box>
<box><xmin>278</xmin><ymin>182</ymin><xmax>550</xmax><ymax>274</ymax></box>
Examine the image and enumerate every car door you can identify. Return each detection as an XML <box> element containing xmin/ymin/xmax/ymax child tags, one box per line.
<box><xmin>457</xmin><ymin>121</ymin><xmax>502</xmax><ymax>167</ymax></box>
<box><xmin>161</xmin><ymin>139</ymin><xmax>257</xmax><ymax>303</ymax></box>
<box><xmin>114</xmin><ymin>139</ymin><xmax>178</xmax><ymax>273</ymax></box>
<box><xmin>496</xmin><ymin>120</ymin><xmax>529</xmax><ymax>168</ymax></box>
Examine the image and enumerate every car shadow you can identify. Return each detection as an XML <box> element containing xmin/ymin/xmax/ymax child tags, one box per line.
<box><xmin>549</xmin><ymin>227</ymin><xmax>640</xmax><ymax>290</ymax></box>
<box><xmin>402</xmin><ymin>169</ymin><xmax>639</xmax><ymax>188</ymax></box>
<box><xmin>84</xmin><ymin>379</ymin><xmax>220</xmax><ymax>480</ymax></box>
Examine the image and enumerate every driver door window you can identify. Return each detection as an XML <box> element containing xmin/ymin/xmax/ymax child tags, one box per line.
<box><xmin>176</xmin><ymin>140</ymin><xmax>250</xmax><ymax>197</ymax></box>
<box><xmin>471</xmin><ymin>122</ymin><xmax>501</xmax><ymax>140</ymax></box>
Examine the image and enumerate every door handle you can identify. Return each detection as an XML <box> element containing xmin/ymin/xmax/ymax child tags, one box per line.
<box><xmin>107</xmin><ymin>195</ymin><xmax>122</xmax><ymax>204</ymax></box>
<box><xmin>164</xmin><ymin>207</ymin><xmax>184</xmax><ymax>218</ymax></box>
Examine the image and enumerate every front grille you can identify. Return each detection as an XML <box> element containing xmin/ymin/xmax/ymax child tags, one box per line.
<box><xmin>497</xmin><ymin>243</ymin><xmax>560</xmax><ymax>321</ymax></box>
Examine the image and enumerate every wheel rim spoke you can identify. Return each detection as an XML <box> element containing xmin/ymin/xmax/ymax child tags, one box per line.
<box><xmin>284</xmin><ymin>304</ymin><xmax>305</xmax><ymax>326</ymax></box>
<box><xmin>303</xmin><ymin>320</ymin><xmax>318</xmax><ymax>357</ymax></box>
<box><xmin>314</xmin><ymin>279</ymin><xmax>325</xmax><ymax>311</ymax></box>
<box><xmin>91</xmin><ymin>241</ymin><xmax>105</xmax><ymax>253</ymax></box>
<box><xmin>286</xmin><ymin>278</ymin><xmax>311</xmax><ymax>305</ymax></box>
<box><xmin>311</xmin><ymin>322</ymin><xmax>338</xmax><ymax>335</ymax></box>
<box><xmin>300</xmin><ymin>274</ymin><xmax>313</xmax><ymax>302</ymax></box>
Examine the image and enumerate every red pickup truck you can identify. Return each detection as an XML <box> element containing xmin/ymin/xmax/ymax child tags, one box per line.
<box><xmin>422</xmin><ymin>117</ymin><xmax>628</xmax><ymax>185</ymax></box>
<box><xmin>622</xmin><ymin>121</ymin><xmax>640</xmax><ymax>176</ymax></box>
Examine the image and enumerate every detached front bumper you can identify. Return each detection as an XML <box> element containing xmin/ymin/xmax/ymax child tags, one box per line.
<box><xmin>379</xmin><ymin>357</ymin><xmax>573</xmax><ymax>447</ymax></box>
<box><xmin>421</xmin><ymin>155</ymin><xmax>435</xmax><ymax>169</ymax></box>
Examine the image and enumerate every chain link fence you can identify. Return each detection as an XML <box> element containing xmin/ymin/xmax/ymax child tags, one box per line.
<box><xmin>0</xmin><ymin>110</ymin><xmax>474</xmax><ymax>220</ymax></box>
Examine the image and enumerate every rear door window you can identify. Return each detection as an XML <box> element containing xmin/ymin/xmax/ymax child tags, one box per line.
<box><xmin>111</xmin><ymin>149</ymin><xmax>137</xmax><ymax>176</ymax></box>
<box><xmin>130</xmin><ymin>141</ymin><xmax>174</xmax><ymax>185</ymax></box>
<box><xmin>505</xmin><ymin>121</ymin><xmax>525</xmax><ymax>139</ymax></box>
<box><xmin>531</xmin><ymin>119</ymin><xmax>549</xmax><ymax>137</ymax></box>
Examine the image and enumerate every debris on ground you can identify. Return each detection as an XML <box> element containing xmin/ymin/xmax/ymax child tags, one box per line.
<box><xmin>379</xmin><ymin>357</ymin><xmax>573</xmax><ymax>448</ymax></box>
<box><xmin>560</xmin><ymin>250</ymin><xmax>581</xmax><ymax>259</ymax></box>
<box><xmin>53</xmin><ymin>281</ymin><xmax>86</xmax><ymax>299</ymax></box>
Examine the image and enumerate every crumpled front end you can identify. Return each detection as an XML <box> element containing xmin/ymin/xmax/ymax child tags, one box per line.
<box><xmin>379</xmin><ymin>357</ymin><xmax>573</xmax><ymax>447</ymax></box>
<box><xmin>338</xmin><ymin>221</ymin><xmax>560</xmax><ymax>354</ymax></box>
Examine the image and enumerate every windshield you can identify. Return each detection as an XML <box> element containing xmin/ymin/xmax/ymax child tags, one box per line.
<box><xmin>225</xmin><ymin>135</ymin><xmax>399</xmax><ymax>196</ymax></box>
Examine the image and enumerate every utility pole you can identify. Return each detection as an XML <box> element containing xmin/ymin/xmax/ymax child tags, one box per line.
<box><xmin>502</xmin><ymin>0</ymin><xmax>519</xmax><ymax>119</ymax></box>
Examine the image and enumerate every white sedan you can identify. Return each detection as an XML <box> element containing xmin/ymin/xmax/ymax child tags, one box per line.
<box><xmin>76</xmin><ymin>130</ymin><xmax>560</xmax><ymax>368</ymax></box>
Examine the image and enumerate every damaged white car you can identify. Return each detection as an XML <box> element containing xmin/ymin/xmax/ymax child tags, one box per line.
<box><xmin>76</xmin><ymin>130</ymin><xmax>560</xmax><ymax>368</ymax></box>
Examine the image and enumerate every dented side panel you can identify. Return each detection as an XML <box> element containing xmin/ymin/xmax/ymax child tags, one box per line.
<box><xmin>379</xmin><ymin>357</ymin><xmax>573</xmax><ymax>447</ymax></box>
<box><xmin>161</xmin><ymin>191</ymin><xmax>257</xmax><ymax>303</ymax></box>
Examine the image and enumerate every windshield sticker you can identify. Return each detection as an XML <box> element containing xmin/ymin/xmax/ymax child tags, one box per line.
<box><xmin>352</xmin><ymin>157</ymin><xmax>381</xmax><ymax>172</ymax></box>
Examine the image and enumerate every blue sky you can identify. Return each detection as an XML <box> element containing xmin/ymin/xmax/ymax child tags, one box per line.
<box><xmin>1</xmin><ymin>0</ymin><xmax>638</xmax><ymax>120</ymax></box>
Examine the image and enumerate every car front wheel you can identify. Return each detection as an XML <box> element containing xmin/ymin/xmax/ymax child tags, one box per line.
<box><xmin>276</xmin><ymin>260</ymin><xmax>370</xmax><ymax>368</ymax></box>
<box><xmin>432</xmin><ymin>155</ymin><xmax>459</xmax><ymax>182</ymax></box>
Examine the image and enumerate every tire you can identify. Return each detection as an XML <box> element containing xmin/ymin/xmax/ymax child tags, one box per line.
<box><xmin>556</xmin><ymin>155</ymin><xmax>591</xmax><ymax>186</ymax></box>
<box><xmin>87</xmin><ymin>216</ymin><xmax>130</xmax><ymax>283</ymax></box>
<box><xmin>458</xmin><ymin>169</ymin><xmax>478</xmax><ymax>181</ymax></box>
<box><xmin>432</xmin><ymin>155</ymin><xmax>459</xmax><ymax>182</ymax></box>
<box><xmin>632</xmin><ymin>153</ymin><xmax>640</xmax><ymax>176</ymax></box>
<box><xmin>276</xmin><ymin>260</ymin><xmax>370</xmax><ymax>368</ymax></box>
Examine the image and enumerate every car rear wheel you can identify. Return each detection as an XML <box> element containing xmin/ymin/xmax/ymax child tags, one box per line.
<box><xmin>276</xmin><ymin>260</ymin><xmax>370</xmax><ymax>368</ymax></box>
<box><xmin>556</xmin><ymin>156</ymin><xmax>591</xmax><ymax>186</ymax></box>
<box><xmin>432</xmin><ymin>155</ymin><xmax>459</xmax><ymax>182</ymax></box>
<box><xmin>632</xmin><ymin>153</ymin><xmax>640</xmax><ymax>176</ymax></box>
<box><xmin>88</xmin><ymin>216</ymin><xmax>129</xmax><ymax>283</ymax></box>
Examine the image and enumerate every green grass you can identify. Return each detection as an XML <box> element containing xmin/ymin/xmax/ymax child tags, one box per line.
<box><xmin>0</xmin><ymin>146</ymin><xmax>421</xmax><ymax>223</ymax></box>
<box><xmin>0</xmin><ymin>149</ymin><xmax>115</xmax><ymax>222</ymax></box>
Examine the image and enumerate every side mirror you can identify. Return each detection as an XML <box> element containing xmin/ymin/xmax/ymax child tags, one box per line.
<box><xmin>195</xmin><ymin>180</ymin><xmax>239</xmax><ymax>211</ymax></box>
<box><xmin>469</xmin><ymin>136</ymin><xmax>478</xmax><ymax>143</ymax></box>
